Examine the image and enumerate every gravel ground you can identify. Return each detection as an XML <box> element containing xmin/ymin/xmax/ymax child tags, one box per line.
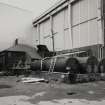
<box><xmin>0</xmin><ymin>76</ymin><xmax>105</xmax><ymax>105</ymax></box>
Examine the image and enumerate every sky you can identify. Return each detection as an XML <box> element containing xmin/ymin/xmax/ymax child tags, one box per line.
<box><xmin>0</xmin><ymin>0</ymin><xmax>60</xmax><ymax>50</ymax></box>
<box><xmin>0</xmin><ymin>0</ymin><xmax>59</xmax><ymax>18</ymax></box>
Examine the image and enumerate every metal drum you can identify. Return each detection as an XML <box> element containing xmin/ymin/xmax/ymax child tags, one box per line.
<box><xmin>86</xmin><ymin>56</ymin><xmax>99</xmax><ymax>73</ymax></box>
<box><xmin>42</xmin><ymin>56</ymin><xmax>69</xmax><ymax>73</ymax></box>
<box><xmin>98</xmin><ymin>58</ymin><xmax>105</xmax><ymax>73</ymax></box>
<box><xmin>66</xmin><ymin>57</ymin><xmax>83</xmax><ymax>74</ymax></box>
<box><xmin>42</xmin><ymin>56</ymin><xmax>82</xmax><ymax>73</ymax></box>
<box><xmin>31</xmin><ymin>55</ymin><xmax>98</xmax><ymax>74</ymax></box>
<box><xmin>66</xmin><ymin>56</ymin><xmax>98</xmax><ymax>74</ymax></box>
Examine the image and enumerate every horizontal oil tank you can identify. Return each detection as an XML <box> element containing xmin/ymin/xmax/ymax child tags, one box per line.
<box><xmin>31</xmin><ymin>55</ymin><xmax>98</xmax><ymax>74</ymax></box>
<box><xmin>86</xmin><ymin>56</ymin><xmax>99</xmax><ymax>73</ymax></box>
<box><xmin>76</xmin><ymin>56</ymin><xmax>99</xmax><ymax>73</ymax></box>
<box><xmin>98</xmin><ymin>58</ymin><xmax>105</xmax><ymax>73</ymax></box>
<box><xmin>43</xmin><ymin>56</ymin><xmax>69</xmax><ymax>73</ymax></box>
<box><xmin>31</xmin><ymin>56</ymin><xmax>77</xmax><ymax>73</ymax></box>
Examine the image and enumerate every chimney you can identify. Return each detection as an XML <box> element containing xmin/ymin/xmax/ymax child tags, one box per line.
<box><xmin>15</xmin><ymin>38</ymin><xmax>18</xmax><ymax>46</ymax></box>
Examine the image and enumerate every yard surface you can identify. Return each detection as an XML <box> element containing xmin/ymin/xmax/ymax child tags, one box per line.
<box><xmin>0</xmin><ymin>76</ymin><xmax>105</xmax><ymax>105</ymax></box>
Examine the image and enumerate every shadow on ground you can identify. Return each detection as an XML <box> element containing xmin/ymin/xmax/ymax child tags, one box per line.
<box><xmin>0</xmin><ymin>85</ymin><xmax>12</xmax><ymax>89</ymax></box>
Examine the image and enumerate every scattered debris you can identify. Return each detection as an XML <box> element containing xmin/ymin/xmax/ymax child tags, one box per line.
<box><xmin>79</xmin><ymin>99</ymin><xmax>90</xmax><ymax>104</ymax></box>
<box><xmin>88</xmin><ymin>91</ymin><xmax>94</xmax><ymax>95</ymax></box>
<box><xmin>21</xmin><ymin>77</ymin><xmax>47</xmax><ymax>83</ymax></box>
<box><xmin>31</xmin><ymin>92</ymin><xmax>46</xmax><ymax>99</ymax></box>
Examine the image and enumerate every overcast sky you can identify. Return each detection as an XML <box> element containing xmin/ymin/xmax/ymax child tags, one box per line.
<box><xmin>0</xmin><ymin>0</ymin><xmax>59</xmax><ymax>18</ymax></box>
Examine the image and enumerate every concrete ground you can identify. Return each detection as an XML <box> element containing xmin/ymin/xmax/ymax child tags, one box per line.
<box><xmin>0</xmin><ymin>76</ymin><xmax>105</xmax><ymax>105</ymax></box>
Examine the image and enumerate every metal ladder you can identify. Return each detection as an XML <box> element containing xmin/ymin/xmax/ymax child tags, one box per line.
<box><xmin>48</xmin><ymin>57</ymin><xmax>57</xmax><ymax>73</ymax></box>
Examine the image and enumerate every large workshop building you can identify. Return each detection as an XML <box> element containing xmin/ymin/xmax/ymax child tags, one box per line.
<box><xmin>33</xmin><ymin>0</ymin><xmax>105</xmax><ymax>60</ymax></box>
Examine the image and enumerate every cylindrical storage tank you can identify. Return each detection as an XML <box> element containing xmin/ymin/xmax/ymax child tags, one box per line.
<box><xmin>30</xmin><ymin>56</ymin><xmax>98</xmax><ymax>74</ymax></box>
<box><xmin>42</xmin><ymin>56</ymin><xmax>82</xmax><ymax>73</ymax></box>
<box><xmin>30</xmin><ymin>60</ymin><xmax>41</xmax><ymax>71</ymax></box>
<box><xmin>69</xmin><ymin>56</ymin><xmax>98</xmax><ymax>74</ymax></box>
<box><xmin>86</xmin><ymin>56</ymin><xmax>98</xmax><ymax>73</ymax></box>
<box><xmin>42</xmin><ymin>57</ymin><xmax>52</xmax><ymax>71</ymax></box>
<box><xmin>75</xmin><ymin>57</ymin><xmax>89</xmax><ymax>73</ymax></box>
<box><xmin>42</xmin><ymin>56</ymin><xmax>69</xmax><ymax>73</ymax></box>
<box><xmin>98</xmin><ymin>58</ymin><xmax>105</xmax><ymax>73</ymax></box>
<box><xmin>66</xmin><ymin>57</ymin><xmax>82</xmax><ymax>74</ymax></box>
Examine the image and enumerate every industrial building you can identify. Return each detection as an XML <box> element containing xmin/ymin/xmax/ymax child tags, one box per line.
<box><xmin>33</xmin><ymin>0</ymin><xmax>105</xmax><ymax>60</ymax></box>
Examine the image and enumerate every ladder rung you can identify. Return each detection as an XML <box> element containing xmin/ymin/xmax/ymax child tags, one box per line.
<box><xmin>49</xmin><ymin>58</ymin><xmax>57</xmax><ymax>73</ymax></box>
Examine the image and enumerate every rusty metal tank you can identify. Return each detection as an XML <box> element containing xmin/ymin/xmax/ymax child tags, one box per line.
<box><xmin>30</xmin><ymin>55</ymin><xmax>98</xmax><ymax>74</ymax></box>
<box><xmin>43</xmin><ymin>56</ymin><xmax>98</xmax><ymax>73</ymax></box>
<box><xmin>76</xmin><ymin>56</ymin><xmax>99</xmax><ymax>73</ymax></box>
<box><xmin>98</xmin><ymin>58</ymin><xmax>105</xmax><ymax>73</ymax></box>
<box><xmin>86</xmin><ymin>56</ymin><xmax>99</xmax><ymax>73</ymax></box>
<box><xmin>42</xmin><ymin>56</ymin><xmax>69</xmax><ymax>73</ymax></box>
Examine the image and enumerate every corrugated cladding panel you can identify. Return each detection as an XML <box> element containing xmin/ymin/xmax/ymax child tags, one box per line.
<box><xmin>64</xmin><ymin>7</ymin><xmax>69</xmax><ymax>29</ymax></box>
<box><xmin>53</xmin><ymin>7</ymin><xmax>72</xmax><ymax>51</ymax></box>
<box><xmin>72</xmin><ymin>0</ymin><xmax>80</xmax><ymax>26</ymax></box>
<box><xmin>72</xmin><ymin>25</ymin><xmax>80</xmax><ymax>48</ymax></box>
<box><xmin>88</xmin><ymin>19</ymin><xmax>99</xmax><ymax>45</ymax></box>
<box><xmin>64</xmin><ymin>29</ymin><xmax>72</xmax><ymax>50</ymax></box>
<box><xmin>72</xmin><ymin>0</ymin><xmax>98</xmax><ymax>26</ymax></box>
<box><xmin>53</xmin><ymin>9</ymin><xmax>65</xmax><ymax>51</ymax></box>
<box><xmin>39</xmin><ymin>19</ymin><xmax>53</xmax><ymax>50</ymax></box>
<box><xmin>71</xmin><ymin>0</ymin><xmax>99</xmax><ymax>48</ymax></box>
<box><xmin>39</xmin><ymin>22</ymin><xmax>44</xmax><ymax>45</ymax></box>
<box><xmin>88</xmin><ymin>0</ymin><xmax>98</xmax><ymax>19</ymax></box>
<box><xmin>43</xmin><ymin>19</ymin><xmax>51</xmax><ymax>37</ymax></box>
<box><xmin>72</xmin><ymin>19</ymin><xmax>99</xmax><ymax>48</ymax></box>
<box><xmin>64</xmin><ymin>8</ymin><xmax>72</xmax><ymax>50</ymax></box>
<box><xmin>44</xmin><ymin>37</ymin><xmax>53</xmax><ymax>51</ymax></box>
<box><xmin>43</xmin><ymin>19</ymin><xmax>53</xmax><ymax>51</ymax></box>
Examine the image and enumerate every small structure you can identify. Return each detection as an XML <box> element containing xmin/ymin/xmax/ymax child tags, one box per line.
<box><xmin>0</xmin><ymin>44</ymin><xmax>41</xmax><ymax>75</ymax></box>
<box><xmin>37</xmin><ymin>45</ymin><xmax>56</xmax><ymax>58</ymax></box>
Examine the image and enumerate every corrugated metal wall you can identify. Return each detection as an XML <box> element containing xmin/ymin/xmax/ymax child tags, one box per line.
<box><xmin>53</xmin><ymin>7</ymin><xmax>72</xmax><ymax>51</ymax></box>
<box><xmin>34</xmin><ymin>0</ymin><xmax>103</xmax><ymax>52</ymax></box>
<box><xmin>53</xmin><ymin>9</ymin><xmax>65</xmax><ymax>51</ymax></box>
<box><xmin>43</xmin><ymin>19</ymin><xmax>53</xmax><ymax>51</ymax></box>
<box><xmin>71</xmin><ymin>0</ymin><xmax>99</xmax><ymax>48</ymax></box>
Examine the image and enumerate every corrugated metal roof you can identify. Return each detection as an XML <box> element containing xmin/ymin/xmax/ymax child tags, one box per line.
<box><xmin>5</xmin><ymin>44</ymin><xmax>41</xmax><ymax>59</ymax></box>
